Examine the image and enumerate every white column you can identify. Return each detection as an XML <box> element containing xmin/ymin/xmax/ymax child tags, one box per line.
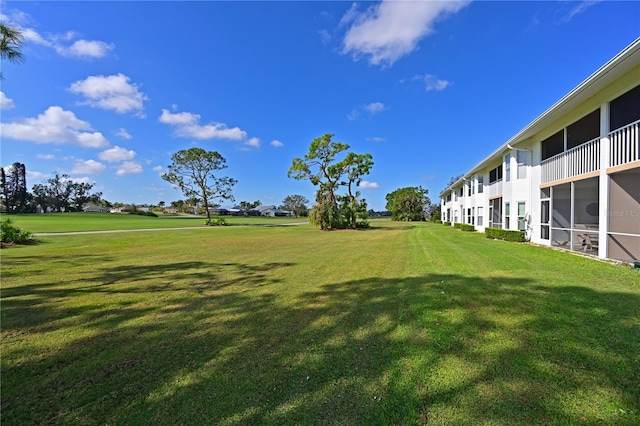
<box><xmin>598</xmin><ymin>103</ymin><xmax>610</xmax><ymax>259</ymax></box>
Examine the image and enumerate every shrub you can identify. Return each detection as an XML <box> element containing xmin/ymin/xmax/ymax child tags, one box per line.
<box><xmin>485</xmin><ymin>227</ymin><xmax>526</xmax><ymax>242</ymax></box>
<box><xmin>431</xmin><ymin>214</ymin><xmax>441</xmax><ymax>223</ymax></box>
<box><xmin>129</xmin><ymin>210</ymin><xmax>158</xmax><ymax>217</ymax></box>
<box><xmin>1</xmin><ymin>218</ymin><xmax>33</xmax><ymax>245</ymax></box>
<box><xmin>206</xmin><ymin>217</ymin><xmax>227</xmax><ymax>226</ymax></box>
<box><xmin>454</xmin><ymin>223</ymin><xmax>475</xmax><ymax>232</ymax></box>
<box><xmin>443</xmin><ymin>221</ymin><xmax>451</xmax><ymax>226</ymax></box>
<box><xmin>356</xmin><ymin>220</ymin><xmax>370</xmax><ymax>229</ymax></box>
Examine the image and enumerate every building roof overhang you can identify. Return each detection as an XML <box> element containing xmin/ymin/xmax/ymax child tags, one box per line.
<box><xmin>439</xmin><ymin>37</ymin><xmax>640</xmax><ymax>198</ymax></box>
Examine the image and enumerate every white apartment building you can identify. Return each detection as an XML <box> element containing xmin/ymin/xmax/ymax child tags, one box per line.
<box><xmin>440</xmin><ymin>38</ymin><xmax>640</xmax><ymax>264</ymax></box>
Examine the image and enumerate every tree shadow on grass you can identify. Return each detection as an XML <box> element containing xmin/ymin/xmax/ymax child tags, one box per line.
<box><xmin>2</xmin><ymin>270</ymin><xmax>639</xmax><ymax>425</ymax></box>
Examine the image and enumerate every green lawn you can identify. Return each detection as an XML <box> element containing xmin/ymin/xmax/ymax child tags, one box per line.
<box><xmin>2</xmin><ymin>221</ymin><xmax>639</xmax><ymax>425</ymax></box>
<box><xmin>4</xmin><ymin>212</ymin><xmax>305</xmax><ymax>233</ymax></box>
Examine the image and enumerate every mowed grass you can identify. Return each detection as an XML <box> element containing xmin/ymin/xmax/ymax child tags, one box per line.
<box><xmin>2</xmin><ymin>220</ymin><xmax>639</xmax><ymax>425</ymax></box>
<box><xmin>5</xmin><ymin>212</ymin><xmax>305</xmax><ymax>233</ymax></box>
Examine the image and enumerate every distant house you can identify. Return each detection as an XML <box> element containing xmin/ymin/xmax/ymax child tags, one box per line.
<box><xmin>251</xmin><ymin>205</ymin><xmax>290</xmax><ymax>217</ymax></box>
<box><xmin>83</xmin><ymin>204</ymin><xmax>110</xmax><ymax>213</ymax></box>
<box><xmin>209</xmin><ymin>208</ymin><xmax>229</xmax><ymax>215</ymax></box>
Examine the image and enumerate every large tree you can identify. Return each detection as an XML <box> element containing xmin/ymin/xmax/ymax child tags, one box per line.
<box><xmin>0</xmin><ymin>162</ymin><xmax>27</xmax><ymax>214</ymax></box>
<box><xmin>162</xmin><ymin>148</ymin><xmax>236</xmax><ymax>222</ymax></box>
<box><xmin>31</xmin><ymin>173</ymin><xmax>101</xmax><ymax>212</ymax></box>
<box><xmin>385</xmin><ymin>186</ymin><xmax>431</xmax><ymax>221</ymax></box>
<box><xmin>288</xmin><ymin>133</ymin><xmax>373</xmax><ymax>230</ymax></box>
<box><xmin>337</xmin><ymin>152</ymin><xmax>373</xmax><ymax>229</ymax></box>
<box><xmin>0</xmin><ymin>23</ymin><xmax>24</xmax><ymax>79</ymax></box>
<box><xmin>280</xmin><ymin>195</ymin><xmax>309</xmax><ymax>217</ymax></box>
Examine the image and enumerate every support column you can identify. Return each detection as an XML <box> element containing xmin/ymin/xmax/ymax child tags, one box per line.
<box><xmin>598</xmin><ymin>103</ymin><xmax>610</xmax><ymax>259</ymax></box>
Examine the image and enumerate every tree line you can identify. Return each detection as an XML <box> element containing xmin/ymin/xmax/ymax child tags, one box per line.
<box><xmin>2</xmin><ymin>138</ymin><xmax>435</xmax><ymax>228</ymax></box>
<box><xmin>1</xmin><ymin>163</ymin><xmax>102</xmax><ymax>214</ymax></box>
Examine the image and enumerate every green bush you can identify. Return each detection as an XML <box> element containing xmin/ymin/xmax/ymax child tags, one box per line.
<box><xmin>454</xmin><ymin>223</ymin><xmax>475</xmax><ymax>232</ymax></box>
<box><xmin>1</xmin><ymin>218</ymin><xmax>33</xmax><ymax>245</ymax></box>
<box><xmin>205</xmin><ymin>217</ymin><xmax>227</xmax><ymax>226</ymax></box>
<box><xmin>431</xmin><ymin>214</ymin><xmax>441</xmax><ymax>223</ymax></box>
<box><xmin>443</xmin><ymin>221</ymin><xmax>451</xmax><ymax>226</ymax></box>
<box><xmin>129</xmin><ymin>210</ymin><xmax>158</xmax><ymax>217</ymax></box>
<box><xmin>485</xmin><ymin>227</ymin><xmax>526</xmax><ymax>242</ymax></box>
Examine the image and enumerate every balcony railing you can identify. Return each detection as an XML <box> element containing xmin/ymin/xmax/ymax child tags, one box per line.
<box><xmin>610</xmin><ymin>120</ymin><xmax>639</xmax><ymax>168</ymax></box>
<box><xmin>541</xmin><ymin>138</ymin><xmax>600</xmax><ymax>184</ymax></box>
<box><xmin>487</xmin><ymin>179</ymin><xmax>503</xmax><ymax>197</ymax></box>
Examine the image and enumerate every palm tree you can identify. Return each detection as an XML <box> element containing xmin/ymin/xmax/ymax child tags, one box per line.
<box><xmin>0</xmin><ymin>23</ymin><xmax>24</xmax><ymax>79</ymax></box>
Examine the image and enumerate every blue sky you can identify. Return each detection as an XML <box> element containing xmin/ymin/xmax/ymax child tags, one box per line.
<box><xmin>1</xmin><ymin>1</ymin><xmax>638</xmax><ymax>211</ymax></box>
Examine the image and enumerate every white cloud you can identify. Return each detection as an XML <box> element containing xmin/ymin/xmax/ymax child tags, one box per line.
<box><xmin>36</xmin><ymin>154</ymin><xmax>55</xmax><ymax>160</ymax></box>
<box><xmin>22</xmin><ymin>28</ymin><xmax>49</xmax><ymax>46</ymax></box>
<box><xmin>318</xmin><ymin>29</ymin><xmax>331</xmax><ymax>44</ymax></box>
<box><xmin>403</xmin><ymin>74</ymin><xmax>451</xmax><ymax>91</ymax></box>
<box><xmin>152</xmin><ymin>165</ymin><xmax>164</xmax><ymax>173</ymax></box>
<box><xmin>0</xmin><ymin>106</ymin><xmax>109</xmax><ymax>148</ymax></box>
<box><xmin>358</xmin><ymin>180</ymin><xmax>379</xmax><ymax>189</ymax></box>
<box><xmin>159</xmin><ymin>108</ymin><xmax>248</xmax><ymax>140</ymax></box>
<box><xmin>270</xmin><ymin>139</ymin><xmax>284</xmax><ymax>148</ymax></box>
<box><xmin>21</xmin><ymin>26</ymin><xmax>113</xmax><ymax>59</ymax></box>
<box><xmin>349</xmin><ymin>102</ymin><xmax>387</xmax><ymax>120</ymax></box>
<box><xmin>116</xmin><ymin>161</ymin><xmax>143</xmax><ymax>176</ymax></box>
<box><xmin>70</xmin><ymin>176</ymin><xmax>96</xmax><ymax>185</ymax></box>
<box><xmin>244</xmin><ymin>137</ymin><xmax>261</xmax><ymax>148</ymax></box>
<box><xmin>71</xmin><ymin>159</ymin><xmax>106</xmax><ymax>175</ymax></box>
<box><xmin>65</xmin><ymin>39</ymin><xmax>114</xmax><ymax>59</ymax></box>
<box><xmin>422</xmin><ymin>74</ymin><xmax>451</xmax><ymax>91</ymax></box>
<box><xmin>99</xmin><ymin>146</ymin><xmax>136</xmax><ymax>163</ymax></box>
<box><xmin>367</xmin><ymin>136</ymin><xmax>386</xmax><ymax>142</ymax></box>
<box><xmin>364</xmin><ymin>102</ymin><xmax>386</xmax><ymax>114</ymax></box>
<box><xmin>26</xmin><ymin>170</ymin><xmax>47</xmax><ymax>182</ymax></box>
<box><xmin>115</xmin><ymin>128</ymin><xmax>132</xmax><ymax>140</ymax></box>
<box><xmin>561</xmin><ymin>1</ymin><xmax>602</xmax><ymax>23</ymax></box>
<box><xmin>0</xmin><ymin>92</ymin><xmax>15</xmax><ymax>109</ymax></box>
<box><xmin>69</xmin><ymin>74</ymin><xmax>147</xmax><ymax>115</ymax></box>
<box><xmin>341</xmin><ymin>0</ymin><xmax>469</xmax><ymax>66</ymax></box>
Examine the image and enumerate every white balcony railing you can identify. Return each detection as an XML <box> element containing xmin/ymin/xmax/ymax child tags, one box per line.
<box><xmin>541</xmin><ymin>138</ymin><xmax>600</xmax><ymax>184</ymax></box>
<box><xmin>487</xmin><ymin>179</ymin><xmax>503</xmax><ymax>197</ymax></box>
<box><xmin>610</xmin><ymin>120</ymin><xmax>639</xmax><ymax>168</ymax></box>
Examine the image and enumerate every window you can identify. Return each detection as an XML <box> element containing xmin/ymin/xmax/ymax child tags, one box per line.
<box><xmin>504</xmin><ymin>154</ymin><xmax>511</xmax><ymax>182</ymax></box>
<box><xmin>610</xmin><ymin>84</ymin><xmax>640</xmax><ymax>131</ymax></box>
<box><xmin>567</xmin><ymin>109</ymin><xmax>600</xmax><ymax>149</ymax></box>
<box><xmin>505</xmin><ymin>202</ymin><xmax>510</xmax><ymax>229</ymax></box>
<box><xmin>517</xmin><ymin>150</ymin><xmax>528</xmax><ymax>179</ymax></box>
<box><xmin>489</xmin><ymin>166</ymin><xmax>503</xmax><ymax>183</ymax></box>
<box><xmin>467</xmin><ymin>182</ymin><xmax>472</xmax><ymax>196</ymax></box>
<box><xmin>477</xmin><ymin>176</ymin><xmax>484</xmax><ymax>193</ymax></box>
<box><xmin>477</xmin><ymin>206</ymin><xmax>483</xmax><ymax>227</ymax></box>
<box><xmin>467</xmin><ymin>208</ymin><xmax>472</xmax><ymax>224</ymax></box>
<box><xmin>541</xmin><ymin>130</ymin><xmax>564</xmax><ymax>161</ymax></box>
<box><xmin>517</xmin><ymin>202</ymin><xmax>526</xmax><ymax>231</ymax></box>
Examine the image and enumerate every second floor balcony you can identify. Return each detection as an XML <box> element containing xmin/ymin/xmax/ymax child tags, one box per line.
<box><xmin>541</xmin><ymin>120</ymin><xmax>639</xmax><ymax>184</ymax></box>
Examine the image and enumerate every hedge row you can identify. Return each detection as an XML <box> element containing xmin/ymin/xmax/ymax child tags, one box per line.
<box><xmin>485</xmin><ymin>227</ymin><xmax>526</xmax><ymax>242</ymax></box>
<box><xmin>453</xmin><ymin>223</ymin><xmax>475</xmax><ymax>232</ymax></box>
<box><xmin>443</xmin><ymin>221</ymin><xmax>451</xmax><ymax>226</ymax></box>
